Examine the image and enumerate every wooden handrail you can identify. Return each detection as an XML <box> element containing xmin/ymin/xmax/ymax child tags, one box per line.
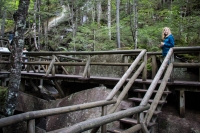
<box><xmin>108</xmin><ymin>62</ymin><xmax>145</xmax><ymax>113</ymax></box>
<box><xmin>1</xmin><ymin>47</ymin><xmax>200</xmax><ymax>132</ymax></box>
<box><xmin>0</xmin><ymin>100</ymin><xmax>116</xmax><ymax>128</ymax></box>
<box><xmin>17</xmin><ymin>50</ymin><xmax>143</xmax><ymax>56</ymax></box>
<box><xmin>106</xmin><ymin>49</ymin><xmax>147</xmax><ymax>101</ymax></box>
<box><xmin>140</xmin><ymin>48</ymin><xmax>173</xmax><ymax>106</ymax></box>
<box><xmin>144</xmin><ymin>63</ymin><xmax>173</xmax><ymax>125</ymax></box>
<box><xmin>47</xmin><ymin>105</ymin><xmax>150</xmax><ymax>133</ymax></box>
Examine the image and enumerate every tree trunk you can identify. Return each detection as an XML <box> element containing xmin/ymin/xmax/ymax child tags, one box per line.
<box><xmin>37</xmin><ymin>0</ymin><xmax>41</xmax><ymax>51</ymax></box>
<box><xmin>129</xmin><ymin>0</ymin><xmax>135</xmax><ymax>45</ymax></box>
<box><xmin>107</xmin><ymin>0</ymin><xmax>111</xmax><ymax>41</ymax></box>
<box><xmin>3</xmin><ymin>0</ymin><xmax>30</xmax><ymax>116</ymax></box>
<box><xmin>1</xmin><ymin>8</ymin><xmax>6</xmax><ymax>47</ymax></box>
<box><xmin>33</xmin><ymin>1</ymin><xmax>38</xmax><ymax>50</ymax></box>
<box><xmin>97</xmin><ymin>1</ymin><xmax>102</xmax><ymax>25</ymax></box>
<box><xmin>116</xmin><ymin>0</ymin><xmax>121</xmax><ymax>48</ymax></box>
<box><xmin>134</xmin><ymin>0</ymin><xmax>138</xmax><ymax>49</ymax></box>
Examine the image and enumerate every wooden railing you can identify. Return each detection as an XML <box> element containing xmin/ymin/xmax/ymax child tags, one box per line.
<box><xmin>0</xmin><ymin>49</ymin><xmax>150</xmax><ymax>133</ymax></box>
<box><xmin>1</xmin><ymin>47</ymin><xmax>200</xmax><ymax>133</ymax></box>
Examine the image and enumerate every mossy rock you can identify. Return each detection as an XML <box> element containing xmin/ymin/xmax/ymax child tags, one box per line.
<box><xmin>0</xmin><ymin>86</ymin><xmax>8</xmax><ymax>112</ymax></box>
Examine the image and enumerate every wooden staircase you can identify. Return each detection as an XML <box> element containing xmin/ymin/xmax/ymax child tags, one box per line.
<box><xmin>107</xmin><ymin>86</ymin><xmax>171</xmax><ymax>133</ymax></box>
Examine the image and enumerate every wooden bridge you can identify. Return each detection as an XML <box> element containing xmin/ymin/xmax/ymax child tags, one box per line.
<box><xmin>0</xmin><ymin>47</ymin><xmax>200</xmax><ymax>133</ymax></box>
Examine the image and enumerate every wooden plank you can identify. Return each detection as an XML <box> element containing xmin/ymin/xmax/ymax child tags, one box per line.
<box><xmin>4</xmin><ymin>70</ymin><xmax>197</xmax><ymax>88</ymax></box>
<box><xmin>19</xmin><ymin>71</ymin><xmax>200</xmax><ymax>87</ymax></box>
<box><xmin>121</xmin><ymin>107</ymin><xmax>161</xmax><ymax>115</ymax></box>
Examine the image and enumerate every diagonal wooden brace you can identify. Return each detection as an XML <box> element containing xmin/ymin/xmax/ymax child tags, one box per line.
<box><xmin>45</xmin><ymin>55</ymin><xmax>56</xmax><ymax>76</ymax></box>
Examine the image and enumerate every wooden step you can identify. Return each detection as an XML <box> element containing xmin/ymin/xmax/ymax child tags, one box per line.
<box><xmin>119</xmin><ymin>118</ymin><xmax>156</xmax><ymax>127</ymax></box>
<box><xmin>128</xmin><ymin>97</ymin><xmax>167</xmax><ymax>104</ymax></box>
<box><xmin>133</xmin><ymin>89</ymin><xmax>171</xmax><ymax>94</ymax></box>
<box><xmin>143</xmin><ymin>110</ymin><xmax>162</xmax><ymax>115</ymax></box>
<box><xmin>121</xmin><ymin>107</ymin><xmax>162</xmax><ymax>115</ymax></box>
<box><xmin>107</xmin><ymin>128</ymin><xmax>124</xmax><ymax>133</ymax></box>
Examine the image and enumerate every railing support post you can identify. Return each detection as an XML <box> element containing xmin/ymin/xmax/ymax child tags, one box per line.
<box><xmin>142</xmin><ymin>52</ymin><xmax>147</xmax><ymax>81</ymax></box>
<box><xmin>199</xmin><ymin>52</ymin><xmax>200</xmax><ymax>82</ymax></box>
<box><xmin>170</xmin><ymin>52</ymin><xmax>174</xmax><ymax>82</ymax></box>
<box><xmin>101</xmin><ymin>105</ymin><xmax>107</xmax><ymax>133</ymax></box>
<box><xmin>142</xmin><ymin>52</ymin><xmax>147</xmax><ymax>89</ymax></box>
<box><xmin>180</xmin><ymin>89</ymin><xmax>185</xmax><ymax>118</ymax></box>
<box><xmin>45</xmin><ymin>55</ymin><xmax>56</xmax><ymax>76</ymax></box>
<box><xmin>27</xmin><ymin>119</ymin><xmax>35</xmax><ymax>133</ymax></box>
<box><xmin>82</xmin><ymin>55</ymin><xmax>91</xmax><ymax>78</ymax></box>
<box><xmin>151</xmin><ymin>55</ymin><xmax>157</xmax><ymax>79</ymax></box>
<box><xmin>27</xmin><ymin>56</ymin><xmax>30</xmax><ymax>73</ymax></box>
<box><xmin>141</xmin><ymin>122</ymin><xmax>149</xmax><ymax>133</ymax></box>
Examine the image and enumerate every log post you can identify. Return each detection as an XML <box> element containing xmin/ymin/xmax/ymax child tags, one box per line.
<box><xmin>180</xmin><ymin>89</ymin><xmax>185</xmax><ymax>118</ymax></box>
<box><xmin>123</xmin><ymin>55</ymin><xmax>129</xmax><ymax>73</ymax></box>
<box><xmin>142</xmin><ymin>52</ymin><xmax>147</xmax><ymax>89</ymax></box>
<box><xmin>101</xmin><ymin>106</ymin><xmax>107</xmax><ymax>133</ymax></box>
<box><xmin>0</xmin><ymin>53</ymin><xmax>1</xmax><ymax>71</ymax></box>
<box><xmin>82</xmin><ymin>55</ymin><xmax>91</xmax><ymax>78</ymax></box>
<box><xmin>27</xmin><ymin>56</ymin><xmax>30</xmax><ymax>73</ymax></box>
<box><xmin>142</xmin><ymin>52</ymin><xmax>147</xmax><ymax>81</ymax></box>
<box><xmin>170</xmin><ymin>52</ymin><xmax>174</xmax><ymax>82</ymax></box>
<box><xmin>27</xmin><ymin>119</ymin><xmax>35</xmax><ymax>133</ymax></box>
<box><xmin>141</xmin><ymin>122</ymin><xmax>149</xmax><ymax>133</ymax></box>
<box><xmin>151</xmin><ymin>55</ymin><xmax>157</xmax><ymax>79</ymax></box>
<box><xmin>199</xmin><ymin>52</ymin><xmax>200</xmax><ymax>82</ymax></box>
<box><xmin>38</xmin><ymin>58</ymin><xmax>41</xmax><ymax>73</ymax></box>
<box><xmin>52</xmin><ymin>64</ymin><xmax>55</xmax><ymax>76</ymax></box>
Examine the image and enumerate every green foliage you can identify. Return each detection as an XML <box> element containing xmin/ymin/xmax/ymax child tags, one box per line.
<box><xmin>1</xmin><ymin>0</ymin><xmax>200</xmax><ymax>51</ymax></box>
<box><xmin>0</xmin><ymin>86</ymin><xmax>8</xmax><ymax>111</ymax></box>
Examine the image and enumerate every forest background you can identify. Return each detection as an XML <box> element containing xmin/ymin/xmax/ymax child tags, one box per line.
<box><xmin>0</xmin><ymin>0</ymin><xmax>200</xmax><ymax>52</ymax></box>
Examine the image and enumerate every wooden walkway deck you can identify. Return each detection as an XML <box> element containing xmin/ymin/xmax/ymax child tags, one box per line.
<box><xmin>0</xmin><ymin>71</ymin><xmax>195</xmax><ymax>87</ymax></box>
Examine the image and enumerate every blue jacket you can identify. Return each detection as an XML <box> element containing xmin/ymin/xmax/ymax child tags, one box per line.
<box><xmin>162</xmin><ymin>34</ymin><xmax>174</xmax><ymax>56</ymax></box>
<box><xmin>9</xmin><ymin>34</ymin><xmax>14</xmax><ymax>41</ymax></box>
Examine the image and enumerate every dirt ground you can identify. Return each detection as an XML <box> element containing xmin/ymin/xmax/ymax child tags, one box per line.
<box><xmin>157</xmin><ymin>103</ymin><xmax>200</xmax><ymax>133</ymax></box>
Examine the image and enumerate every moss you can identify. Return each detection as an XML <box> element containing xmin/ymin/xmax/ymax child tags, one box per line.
<box><xmin>0</xmin><ymin>86</ymin><xmax>8</xmax><ymax>112</ymax></box>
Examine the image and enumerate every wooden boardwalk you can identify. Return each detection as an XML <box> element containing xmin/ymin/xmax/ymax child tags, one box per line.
<box><xmin>1</xmin><ymin>70</ymin><xmax>200</xmax><ymax>87</ymax></box>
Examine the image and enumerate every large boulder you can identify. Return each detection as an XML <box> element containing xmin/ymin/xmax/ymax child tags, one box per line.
<box><xmin>46</xmin><ymin>86</ymin><xmax>133</xmax><ymax>132</ymax></box>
